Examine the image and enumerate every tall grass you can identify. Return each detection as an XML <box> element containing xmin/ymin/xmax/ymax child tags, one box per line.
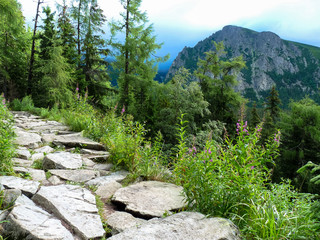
<box><xmin>0</xmin><ymin>94</ymin><xmax>15</xmax><ymax>175</ymax></box>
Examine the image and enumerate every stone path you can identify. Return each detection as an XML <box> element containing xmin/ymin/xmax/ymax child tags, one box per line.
<box><xmin>0</xmin><ymin>111</ymin><xmax>241</xmax><ymax>240</ymax></box>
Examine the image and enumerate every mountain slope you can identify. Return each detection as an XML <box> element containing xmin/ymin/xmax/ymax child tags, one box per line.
<box><xmin>166</xmin><ymin>25</ymin><xmax>320</xmax><ymax>105</ymax></box>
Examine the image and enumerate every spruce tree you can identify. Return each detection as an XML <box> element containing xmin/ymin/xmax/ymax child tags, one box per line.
<box><xmin>266</xmin><ymin>85</ymin><xmax>281</xmax><ymax>122</ymax></box>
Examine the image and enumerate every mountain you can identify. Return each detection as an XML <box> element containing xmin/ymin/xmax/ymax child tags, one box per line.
<box><xmin>166</xmin><ymin>25</ymin><xmax>320</xmax><ymax>106</ymax></box>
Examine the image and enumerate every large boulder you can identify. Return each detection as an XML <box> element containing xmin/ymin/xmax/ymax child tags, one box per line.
<box><xmin>33</xmin><ymin>184</ymin><xmax>105</xmax><ymax>240</ymax></box>
<box><xmin>3</xmin><ymin>195</ymin><xmax>74</xmax><ymax>240</ymax></box>
<box><xmin>112</xmin><ymin>181</ymin><xmax>186</xmax><ymax>219</ymax></box>
<box><xmin>42</xmin><ymin>152</ymin><xmax>83</xmax><ymax>170</ymax></box>
<box><xmin>108</xmin><ymin>212</ymin><xmax>241</xmax><ymax>240</ymax></box>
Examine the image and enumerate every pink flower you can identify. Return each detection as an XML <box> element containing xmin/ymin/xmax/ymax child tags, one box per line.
<box><xmin>121</xmin><ymin>105</ymin><xmax>125</xmax><ymax>114</ymax></box>
<box><xmin>251</xmin><ymin>166</ymin><xmax>255</xmax><ymax>170</ymax></box>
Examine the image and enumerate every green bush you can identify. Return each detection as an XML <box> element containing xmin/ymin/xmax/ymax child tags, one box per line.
<box><xmin>0</xmin><ymin>95</ymin><xmax>15</xmax><ymax>175</ymax></box>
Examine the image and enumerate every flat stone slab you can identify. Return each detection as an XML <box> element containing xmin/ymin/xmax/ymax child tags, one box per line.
<box><xmin>16</xmin><ymin>149</ymin><xmax>31</xmax><ymax>160</ymax></box>
<box><xmin>86</xmin><ymin>171</ymin><xmax>128</xmax><ymax>187</ymax></box>
<box><xmin>4</xmin><ymin>195</ymin><xmax>74</xmax><ymax>240</ymax></box>
<box><xmin>112</xmin><ymin>181</ymin><xmax>186</xmax><ymax>219</ymax></box>
<box><xmin>108</xmin><ymin>212</ymin><xmax>241</xmax><ymax>240</ymax></box>
<box><xmin>49</xmin><ymin>169</ymin><xmax>99</xmax><ymax>183</ymax></box>
<box><xmin>53</xmin><ymin>132</ymin><xmax>106</xmax><ymax>151</ymax></box>
<box><xmin>34</xmin><ymin>145</ymin><xmax>55</xmax><ymax>154</ymax></box>
<box><xmin>12</xmin><ymin>158</ymin><xmax>33</xmax><ymax>168</ymax></box>
<box><xmin>95</xmin><ymin>181</ymin><xmax>122</xmax><ymax>200</ymax></box>
<box><xmin>107</xmin><ymin>211</ymin><xmax>147</xmax><ymax>235</ymax></box>
<box><xmin>13</xmin><ymin>167</ymin><xmax>46</xmax><ymax>182</ymax></box>
<box><xmin>33</xmin><ymin>185</ymin><xmax>105</xmax><ymax>240</ymax></box>
<box><xmin>0</xmin><ymin>176</ymin><xmax>40</xmax><ymax>197</ymax></box>
<box><xmin>43</xmin><ymin>152</ymin><xmax>83</xmax><ymax>170</ymax></box>
<box><xmin>14</xmin><ymin>128</ymin><xmax>42</xmax><ymax>148</ymax></box>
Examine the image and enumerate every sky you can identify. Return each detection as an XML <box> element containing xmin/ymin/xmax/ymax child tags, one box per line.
<box><xmin>20</xmin><ymin>0</ymin><xmax>320</xmax><ymax>69</ymax></box>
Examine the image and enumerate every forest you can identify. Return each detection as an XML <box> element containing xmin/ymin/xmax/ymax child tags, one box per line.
<box><xmin>1</xmin><ymin>0</ymin><xmax>320</xmax><ymax>239</ymax></box>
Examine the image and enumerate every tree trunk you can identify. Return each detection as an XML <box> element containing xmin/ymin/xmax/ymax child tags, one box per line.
<box><xmin>123</xmin><ymin>0</ymin><xmax>130</xmax><ymax>107</ymax></box>
<box><xmin>27</xmin><ymin>0</ymin><xmax>42</xmax><ymax>95</ymax></box>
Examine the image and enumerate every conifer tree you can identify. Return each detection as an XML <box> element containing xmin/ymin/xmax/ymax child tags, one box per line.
<box><xmin>110</xmin><ymin>0</ymin><xmax>168</xmax><ymax>113</ymax></box>
<box><xmin>250</xmin><ymin>102</ymin><xmax>260</xmax><ymax>128</ymax></box>
<box><xmin>266</xmin><ymin>85</ymin><xmax>281</xmax><ymax>122</ymax></box>
<box><xmin>0</xmin><ymin>0</ymin><xmax>29</xmax><ymax>100</ymax></box>
<box><xmin>70</xmin><ymin>0</ymin><xmax>109</xmax><ymax>102</ymax></box>
<box><xmin>195</xmin><ymin>41</ymin><xmax>245</xmax><ymax>130</ymax></box>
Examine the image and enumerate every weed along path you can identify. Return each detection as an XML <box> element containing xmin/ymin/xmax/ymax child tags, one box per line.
<box><xmin>0</xmin><ymin>111</ymin><xmax>241</xmax><ymax>240</ymax></box>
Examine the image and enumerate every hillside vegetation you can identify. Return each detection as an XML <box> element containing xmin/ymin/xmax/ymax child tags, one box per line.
<box><xmin>1</xmin><ymin>0</ymin><xmax>320</xmax><ymax>239</ymax></box>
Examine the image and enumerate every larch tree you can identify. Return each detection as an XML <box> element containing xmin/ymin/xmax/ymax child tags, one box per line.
<box><xmin>110</xmin><ymin>0</ymin><xmax>168</xmax><ymax>115</ymax></box>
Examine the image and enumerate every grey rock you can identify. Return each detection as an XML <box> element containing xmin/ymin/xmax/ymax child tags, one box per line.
<box><xmin>2</xmin><ymin>189</ymin><xmax>21</xmax><ymax>208</ymax></box>
<box><xmin>86</xmin><ymin>171</ymin><xmax>129</xmax><ymax>187</ymax></box>
<box><xmin>108</xmin><ymin>212</ymin><xmax>241</xmax><ymax>240</ymax></box>
<box><xmin>0</xmin><ymin>209</ymin><xmax>9</xmax><ymax>222</ymax></box>
<box><xmin>31</xmin><ymin>152</ymin><xmax>44</xmax><ymax>161</ymax></box>
<box><xmin>33</xmin><ymin>185</ymin><xmax>105</xmax><ymax>240</ymax></box>
<box><xmin>13</xmin><ymin>167</ymin><xmax>45</xmax><ymax>181</ymax></box>
<box><xmin>53</xmin><ymin>132</ymin><xmax>106</xmax><ymax>151</ymax></box>
<box><xmin>34</xmin><ymin>145</ymin><xmax>55</xmax><ymax>154</ymax></box>
<box><xmin>112</xmin><ymin>181</ymin><xmax>186</xmax><ymax>219</ymax></box>
<box><xmin>41</xmin><ymin>133</ymin><xmax>58</xmax><ymax>144</ymax></box>
<box><xmin>43</xmin><ymin>152</ymin><xmax>83</xmax><ymax>170</ymax></box>
<box><xmin>48</xmin><ymin>175</ymin><xmax>65</xmax><ymax>185</ymax></box>
<box><xmin>93</xmin><ymin>163</ymin><xmax>113</xmax><ymax>171</ymax></box>
<box><xmin>49</xmin><ymin>169</ymin><xmax>99</xmax><ymax>183</ymax></box>
<box><xmin>107</xmin><ymin>211</ymin><xmax>146</xmax><ymax>235</ymax></box>
<box><xmin>4</xmin><ymin>195</ymin><xmax>74</xmax><ymax>240</ymax></box>
<box><xmin>0</xmin><ymin>176</ymin><xmax>40</xmax><ymax>197</ymax></box>
<box><xmin>16</xmin><ymin>149</ymin><xmax>31</xmax><ymax>160</ymax></box>
<box><xmin>14</xmin><ymin>128</ymin><xmax>42</xmax><ymax>148</ymax></box>
<box><xmin>80</xmin><ymin>149</ymin><xmax>110</xmax><ymax>155</ymax></box>
<box><xmin>12</xmin><ymin>158</ymin><xmax>33</xmax><ymax>168</ymax></box>
<box><xmin>95</xmin><ymin>181</ymin><xmax>122</xmax><ymax>200</ymax></box>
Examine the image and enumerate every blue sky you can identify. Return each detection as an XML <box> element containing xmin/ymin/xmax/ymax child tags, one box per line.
<box><xmin>21</xmin><ymin>0</ymin><xmax>320</xmax><ymax>69</ymax></box>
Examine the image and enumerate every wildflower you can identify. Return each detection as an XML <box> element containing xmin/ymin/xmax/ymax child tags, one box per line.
<box><xmin>114</xmin><ymin>103</ymin><xmax>118</xmax><ymax>110</ymax></box>
<box><xmin>209</xmin><ymin>159</ymin><xmax>213</xmax><ymax>162</ymax></box>
<box><xmin>121</xmin><ymin>105</ymin><xmax>125</xmax><ymax>114</ymax></box>
<box><xmin>208</xmin><ymin>149</ymin><xmax>212</xmax><ymax>154</ymax></box>
<box><xmin>251</xmin><ymin>166</ymin><xmax>255</xmax><ymax>170</ymax></box>
<box><xmin>188</xmin><ymin>148</ymin><xmax>193</xmax><ymax>154</ymax></box>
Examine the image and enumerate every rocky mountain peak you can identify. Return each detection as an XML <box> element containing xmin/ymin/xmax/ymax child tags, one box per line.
<box><xmin>166</xmin><ymin>25</ymin><xmax>320</xmax><ymax>105</ymax></box>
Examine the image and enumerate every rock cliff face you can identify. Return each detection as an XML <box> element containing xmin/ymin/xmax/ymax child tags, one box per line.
<box><xmin>166</xmin><ymin>25</ymin><xmax>320</xmax><ymax>105</ymax></box>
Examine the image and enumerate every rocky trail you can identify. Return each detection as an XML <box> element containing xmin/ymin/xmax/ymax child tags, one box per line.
<box><xmin>0</xmin><ymin>111</ymin><xmax>241</xmax><ymax>240</ymax></box>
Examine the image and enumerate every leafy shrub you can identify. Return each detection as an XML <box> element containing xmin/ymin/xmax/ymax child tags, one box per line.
<box><xmin>173</xmin><ymin>118</ymin><xmax>280</xmax><ymax>217</ymax></box>
<box><xmin>0</xmin><ymin>95</ymin><xmax>15</xmax><ymax>175</ymax></box>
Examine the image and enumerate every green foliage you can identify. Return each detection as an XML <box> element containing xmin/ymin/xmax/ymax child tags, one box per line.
<box><xmin>0</xmin><ymin>95</ymin><xmax>15</xmax><ymax>175</ymax></box>
<box><xmin>173</xmin><ymin>119</ymin><xmax>280</xmax><ymax>218</ymax></box>
<box><xmin>276</xmin><ymin>98</ymin><xmax>320</xmax><ymax>192</ymax></box>
<box><xmin>110</xmin><ymin>0</ymin><xmax>168</xmax><ymax>113</ymax></box>
<box><xmin>0</xmin><ymin>0</ymin><xmax>29</xmax><ymax>100</ymax></box>
<box><xmin>195</xmin><ymin>41</ymin><xmax>246</xmax><ymax>130</ymax></box>
<box><xmin>242</xmin><ymin>181</ymin><xmax>320</xmax><ymax>239</ymax></box>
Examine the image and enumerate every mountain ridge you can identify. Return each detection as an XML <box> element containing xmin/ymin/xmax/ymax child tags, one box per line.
<box><xmin>165</xmin><ymin>25</ymin><xmax>320</xmax><ymax>106</ymax></box>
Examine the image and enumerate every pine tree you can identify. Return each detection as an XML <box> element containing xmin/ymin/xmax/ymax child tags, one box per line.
<box><xmin>110</xmin><ymin>0</ymin><xmax>168</xmax><ymax>113</ymax></box>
